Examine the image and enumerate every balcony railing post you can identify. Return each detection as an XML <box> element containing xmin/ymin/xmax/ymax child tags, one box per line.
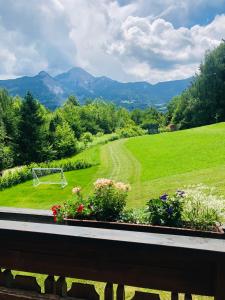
<box><xmin>171</xmin><ymin>292</ymin><xmax>178</xmax><ymax>300</ymax></box>
<box><xmin>215</xmin><ymin>262</ymin><xmax>225</xmax><ymax>300</ymax></box>
<box><xmin>104</xmin><ymin>282</ymin><xmax>114</xmax><ymax>300</ymax></box>
<box><xmin>116</xmin><ymin>284</ymin><xmax>125</xmax><ymax>300</ymax></box>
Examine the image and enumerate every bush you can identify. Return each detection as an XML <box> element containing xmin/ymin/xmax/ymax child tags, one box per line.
<box><xmin>96</xmin><ymin>131</ymin><xmax>104</xmax><ymax>137</ymax></box>
<box><xmin>81</xmin><ymin>132</ymin><xmax>94</xmax><ymax>145</ymax></box>
<box><xmin>91</xmin><ymin>179</ymin><xmax>130</xmax><ymax>221</ymax></box>
<box><xmin>147</xmin><ymin>192</ymin><xmax>184</xmax><ymax>227</ymax></box>
<box><xmin>116</xmin><ymin>125</ymin><xmax>147</xmax><ymax>138</ymax></box>
<box><xmin>182</xmin><ymin>185</ymin><xmax>225</xmax><ymax>230</ymax></box>
<box><xmin>141</xmin><ymin>122</ymin><xmax>159</xmax><ymax>134</ymax></box>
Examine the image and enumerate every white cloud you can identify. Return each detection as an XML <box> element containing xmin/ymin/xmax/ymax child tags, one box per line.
<box><xmin>107</xmin><ymin>14</ymin><xmax>225</xmax><ymax>82</ymax></box>
<box><xmin>0</xmin><ymin>0</ymin><xmax>224</xmax><ymax>83</ymax></box>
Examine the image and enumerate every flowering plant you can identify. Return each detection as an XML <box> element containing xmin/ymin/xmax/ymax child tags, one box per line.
<box><xmin>51</xmin><ymin>179</ymin><xmax>130</xmax><ymax>222</ymax></box>
<box><xmin>51</xmin><ymin>186</ymin><xmax>94</xmax><ymax>222</ymax></box>
<box><xmin>91</xmin><ymin>178</ymin><xmax>130</xmax><ymax>221</ymax></box>
<box><xmin>147</xmin><ymin>191</ymin><xmax>184</xmax><ymax>227</ymax></box>
<box><xmin>182</xmin><ymin>185</ymin><xmax>225</xmax><ymax>230</ymax></box>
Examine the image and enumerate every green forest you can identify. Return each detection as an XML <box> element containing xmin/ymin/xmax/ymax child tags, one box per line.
<box><xmin>0</xmin><ymin>42</ymin><xmax>225</xmax><ymax>171</ymax></box>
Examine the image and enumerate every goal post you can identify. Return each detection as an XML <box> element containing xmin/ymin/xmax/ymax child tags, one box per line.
<box><xmin>32</xmin><ymin>168</ymin><xmax>68</xmax><ymax>188</ymax></box>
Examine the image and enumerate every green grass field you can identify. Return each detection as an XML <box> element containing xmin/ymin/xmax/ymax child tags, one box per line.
<box><xmin>1</xmin><ymin>122</ymin><xmax>225</xmax><ymax>211</ymax></box>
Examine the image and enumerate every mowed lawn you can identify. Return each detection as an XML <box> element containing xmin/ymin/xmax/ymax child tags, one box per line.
<box><xmin>1</xmin><ymin>123</ymin><xmax>225</xmax><ymax>210</ymax></box>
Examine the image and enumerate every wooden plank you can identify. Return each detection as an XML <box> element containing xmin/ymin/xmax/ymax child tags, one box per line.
<box><xmin>0</xmin><ymin>287</ymin><xmax>48</xmax><ymax>300</ymax></box>
<box><xmin>55</xmin><ymin>277</ymin><xmax>67</xmax><ymax>297</ymax></box>
<box><xmin>0</xmin><ymin>270</ymin><xmax>14</xmax><ymax>288</ymax></box>
<box><xmin>68</xmin><ymin>282</ymin><xmax>100</xmax><ymax>300</ymax></box>
<box><xmin>116</xmin><ymin>284</ymin><xmax>125</xmax><ymax>300</ymax></box>
<box><xmin>171</xmin><ymin>292</ymin><xmax>178</xmax><ymax>300</ymax></box>
<box><xmin>131</xmin><ymin>291</ymin><xmax>161</xmax><ymax>299</ymax></box>
<box><xmin>44</xmin><ymin>276</ymin><xmax>56</xmax><ymax>294</ymax></box>
<box><xmin>13</xmin><ymin>275</ymin><xmax>41</xmax><ymax>293</ymax></box>
<box><xmin>104</xmin><ymin>283</ymin><xmax>113</xmax><ymax>300</ymax></box>
<box><xmin>0</xmin><ymin>220</ymin><xmax>225</xmax><ymax>254</ymax></box>
<box><xmin>215</xmin><ymin>262</ymin><xmax>225</xmax><ymax>300</ymax></box>
<box><xmin>0</xmin><ymin>208</ymin><xmax>53</xmax><ymax>224</ymax></box>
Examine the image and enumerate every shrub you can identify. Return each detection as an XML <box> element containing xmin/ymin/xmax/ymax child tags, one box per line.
<box><xmin>81</xmin><ymin>132</ymin><xmax>94</xmax><ymax>145</ymax></box>
<box><xmin>91</xmin><ymin>179</ymin><xmax>130</xmax><ymax>221</ymax></box>
<box><xmin>116</xmin><ymin>125</ymin><xmax>147</xmax><ymax>138</ymax></box>
<box><xmin>182</xmin><ymin>185</ymin><xmax>225</xmax><ymax>230</ymax></box>
<box><xmin>141</xmin><ymin>122</ymin><xmax>159</xmax><ymax>134</ymax></box>
<box><xmin>147</xmin><ymin>192</ymin><xmax>184</xmax><ymax>227</ymax></box>
<box><xmin>96</xmin><ymin>131</ymin><xmax>104</xmax><ymax>137</ymax></box>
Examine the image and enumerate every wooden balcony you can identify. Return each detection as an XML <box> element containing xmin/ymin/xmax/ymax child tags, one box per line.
<box><xmin>0</xmin><ymin>207</ymin><xmax>225</xmax><ymax>299</ymax></box>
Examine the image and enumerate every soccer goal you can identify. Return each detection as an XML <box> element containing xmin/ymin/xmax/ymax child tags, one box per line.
<box><xmin>32</xmin><ymin>168</ymin><xmax>68</xmax><ymax>188</ymax></box>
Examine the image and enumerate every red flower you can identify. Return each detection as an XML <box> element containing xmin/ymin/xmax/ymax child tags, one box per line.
<box><xmin>51</xmin><ymin>205</ymin><xmax>61</xmax><ymax>216</ymax></box>
<box><xmin>77</xmin><ymin>204</ymin><xmax>85</xmax><ymax>213</ymax></box>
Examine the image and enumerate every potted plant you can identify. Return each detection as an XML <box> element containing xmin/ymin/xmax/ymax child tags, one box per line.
<box><xmin>51</xmin><ymin>180</ymin><xmax>225</xmax><ymax>239</ymax></box>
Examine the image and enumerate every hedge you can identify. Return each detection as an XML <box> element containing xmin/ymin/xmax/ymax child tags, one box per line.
<box><xmin>0</xmin><ymin>159</ymin><xmax>92</xmax><ymax>190</ymax></box>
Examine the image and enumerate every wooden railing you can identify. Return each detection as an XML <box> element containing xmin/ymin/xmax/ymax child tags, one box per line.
<box><xmin>0</xmin><ymin>207</ymin><xmax>225</xmax><ymax>299</ymax></box>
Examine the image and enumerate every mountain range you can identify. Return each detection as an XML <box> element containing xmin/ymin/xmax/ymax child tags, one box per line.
<box><xmin>0</xmin><ymin>67</ymin><xmax>192</xmax><ymax>110</ymax></box>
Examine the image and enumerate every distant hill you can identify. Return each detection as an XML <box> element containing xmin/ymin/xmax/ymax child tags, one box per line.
<box><xmin>0</xmin><ymin>67</ymin><xmax>192</xmax><ymax>110</ymax></box>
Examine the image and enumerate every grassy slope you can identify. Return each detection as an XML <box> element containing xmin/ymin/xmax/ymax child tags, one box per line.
<box><xmin>125</xmin><ymin>122</ymin><xmax>225</xmax><ymax>206</ymax></box>
<box><xmin>1</xmin><ymin>123</ymin><xmax>225</xmax><ymax>211</ymax></box>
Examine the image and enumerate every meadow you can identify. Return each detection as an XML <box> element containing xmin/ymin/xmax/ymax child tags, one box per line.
<box><xmin>1</xmin><ymin>122</ymin><xmax>225</xmax><ymax>211</ymax></box>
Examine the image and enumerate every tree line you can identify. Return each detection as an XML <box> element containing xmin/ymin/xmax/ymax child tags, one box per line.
<box><xmin>0</xmin><ymin>91</ymin><xmax>164</xmax><ymax>171</ymax></box>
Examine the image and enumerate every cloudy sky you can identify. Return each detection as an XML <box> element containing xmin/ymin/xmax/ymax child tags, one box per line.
<box><xmin>0</xmin><ymin>0</ymin><xmax>225</xmax><ymax>83</ymax></box>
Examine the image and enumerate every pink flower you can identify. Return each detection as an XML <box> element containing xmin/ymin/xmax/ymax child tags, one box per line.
<box><xmin>72</xmin><ymin>187</ymin><xmax>81</xmax><ymax>194</ymax></box>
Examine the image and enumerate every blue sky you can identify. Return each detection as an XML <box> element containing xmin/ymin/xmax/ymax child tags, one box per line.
<box><xmin>0</xmin><ymin>0</ymin><xmax>224</xmax><ymax>83</ymax></box>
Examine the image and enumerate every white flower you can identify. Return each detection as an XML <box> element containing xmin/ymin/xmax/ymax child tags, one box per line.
<box><xmin>72</xmin><ymin>187</ymin><xmax>81</xmax><ymax>194</ymax></box>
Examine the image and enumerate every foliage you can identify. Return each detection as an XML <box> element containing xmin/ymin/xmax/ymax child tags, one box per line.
<box><xmin>167</xmin><ymin>42</ymin><xmax>225</xmax><ymax>129</ymax></box>
<box><xmin>52</xmin><ymin>121</ymin><xmax>78</xmax><ymax>159</ymax></box>
<box><xmin>116</xmin><ymin>125</ymin><xmax>146</xmax><ymax>138</ymax></box>
<box><xmin>81</xmin><ymin>132</ymin><xmax>94</xmax><ymax>145</ymax></box>
<box><xmin>182</xmin><ymin>185</ymin><xmax>225</xmax><ymax>230</ymax></box>
<box><xmin>146</xmin><ymin>186</ymin><xmax>225</xmax><ymax>231</ymax></box>
<box><xmin>119</xmin><ymin>208</ymin><xmax>149</xmax><ymax>224</ymax></box>
<box><xmin>131</xmin><ymin>107</ymin><xmax>165</xmax><ymax>132</ymax></box>
<box><xmin>18</xmin><ymin>92</ymin><xmax>48</xmax><ymax>164</ymax></box>
<box><xmin>52</xmin><ymin>188</ymin><xmax>94</xmax><ymax>222</ymax></box>
<box><xmin>52</xmin><ymin>179</ymin><xmax>130</xmax><ymax>222</ymax></box>
<box><xmin>91</xmin><ymin>179</ymin><xmax>130</xmax><ymax>221</ymax></box>
<box><xmin>50</xmin><ymin>177</ymin><xmax>225</xmax><ymax>232</ymax></box>
<box><xmin>147</xmin><ymin>192</ymin><xmax>184</xmax><ymax>227</ymax></box>
<box><xmin>0</xmin><ymin>90</ymin><xmax>158</xmax><ymax>170</ymax></box>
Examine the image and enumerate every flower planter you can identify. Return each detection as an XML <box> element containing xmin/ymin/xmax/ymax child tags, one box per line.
<box><xmin>64</xmin><ymin>218</ymin><xmax>225</xmax><ymax>239</ymax></box>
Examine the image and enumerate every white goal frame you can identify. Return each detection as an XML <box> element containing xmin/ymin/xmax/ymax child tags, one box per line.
<box><xmin>32</xmin><ymin>168</ymin><xmax>68</xmax><ymax>188</ymax></box>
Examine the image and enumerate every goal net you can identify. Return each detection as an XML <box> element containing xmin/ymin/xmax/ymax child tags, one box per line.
<box><xmin>32</xmin><ymin>168</ymin><xmax>68</xmax><ymax>188</ymax></box>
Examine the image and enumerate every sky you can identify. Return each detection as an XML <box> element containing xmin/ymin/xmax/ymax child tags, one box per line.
<box><xmin>0</xmin><ymin>0</ymin><xmax>225</xmax><ymax>83</ymax></box>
